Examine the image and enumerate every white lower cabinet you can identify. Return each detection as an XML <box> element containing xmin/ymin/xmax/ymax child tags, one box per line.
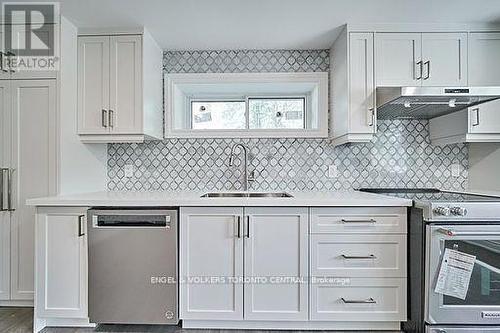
<box><xmin>179</xmin><ymin>207</ymin><xmax>244</xmax><ymax>320</ymax></box>
<box><xmin>180</xmin><ymin>207</ymin><xmax>309</xmax><ymax>322</ymax></box>
<box><xmin>244</xmin><ymin>207</ymin><xmax>308</xmax><ymax>321</ymax></box>
<box><xmin>310</xmin><ymin>278</ymin><xmax>407</xmax><ymax>321</ymax></box>
<box><xmin>35</xmin><ymin>207</ymin><xmax>89</xmax><ymax>319</ymax></box>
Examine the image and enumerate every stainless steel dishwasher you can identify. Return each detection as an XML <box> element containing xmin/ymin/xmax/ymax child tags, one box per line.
<box><xmin>87</xmin><ymin>208</ymin><xmax>178</xmax><ymax>325</ymax></box>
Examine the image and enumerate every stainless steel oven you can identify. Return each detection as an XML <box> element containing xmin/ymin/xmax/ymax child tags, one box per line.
<box><xmin>426</xmin><ymin>224</ymin><xmax>500</xmax><ymax>326</ymax></box>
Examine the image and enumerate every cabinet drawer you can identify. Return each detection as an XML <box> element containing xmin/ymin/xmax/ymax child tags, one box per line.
<box><xmin>310</xmin><ymin>278</ymin><xmax>407</xmax><ymax>321</ymax></box>
<box><xmin>311</xmin><ymin>207</ymin><xmax>407</xmax><ymax>234</ymax></box>
<box><xmin>311</xmin><ymin>234</ymin><xmax>407</xmax><ymax>277</ymax></box>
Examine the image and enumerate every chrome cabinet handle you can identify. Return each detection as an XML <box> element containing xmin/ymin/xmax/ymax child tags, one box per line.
<box><xmin>236</xmin><ymin>216</ymin><xmax>241</xmax><ymax>238</ymax></box>
<box><xmin>78</xmin><ymin>215</ymin><xmax>85</xmax><ymax>237</ymax></box>
<box><xmin>108</xmin><ymin>109</ymin><xmax>114</xmax><ymax>128</ymax></box>
<box><xmin>245</xmin><ymin>216</ymin><xmax>250</xmax><ymax>238</ymax></box>
<box><xmin>341</xmin><ymin>218</ymin><xmax>376</xmax><ymax>224</ymax></box>
<box><xmin>7</xmin><ymin>168</ymin><xmax>14</xmax><ymax>211</ymax></box>
<box><xmin>0</xmin><ymin>52</ymin><xmax>8</xmax><ymax>73</ymax></box>
<box><xmin>0</xmin><ymin>168</ymin><xmax>7</xmax><ymax>211</ymax></box>
<box><xmin>471</xmin><ymin>108</ymin><xmax>480</xmax><ymax>126</ymax></box>
<box><xmin>341</xmin><ymin>254</ymin><xmax>377</xmax><ymax>260</ymax></box>
<box><xmin>101</xmin><ymin>109</ymin><xmax>108</xmax><ymax>128</ymax></box>
<box><xmin>5</xmin><ymin>52</ymin><xmax>15</xmax><ymax>73</ymax></box>
<box><xmin>341</xmin><ymin>297</ymin><xmax>376</xmax><ymax>304</ymax></box>
<box><xmin>415</xmin><ymin>60</ymin><xmax>423</xmax><ymax>80</ymax></box>
<box><xmin>367</xmin><ymin>108</ymin><xmax>375</xmax><ymax>127</ymax></box>
<box><xmin>424</xmin><ymin>60</ymin><xmax>430</xmax><ymax>80</ymax></box>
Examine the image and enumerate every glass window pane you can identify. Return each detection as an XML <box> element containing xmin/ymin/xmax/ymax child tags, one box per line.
<box><xmin>249</xmin><ymin>98</ymin><xmax>305</xmax><ymax>129</ymax></box>
<box><xmin>191</xmin><ymin>101</ymin><xmax>246</xmax><ymax>130</ymax></box>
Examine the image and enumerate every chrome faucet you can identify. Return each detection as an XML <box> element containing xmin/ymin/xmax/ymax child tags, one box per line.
<box><xmin>228</xmin><ymin>143</ymin><xmax>255</xmax><ymax>191</ymax></box>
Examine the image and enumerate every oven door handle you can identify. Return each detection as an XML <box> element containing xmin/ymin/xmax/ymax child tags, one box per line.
<box><xmin>437</xmin><ymin>228</ymin><xmax>500</xmax><ymax>237</ymax></box>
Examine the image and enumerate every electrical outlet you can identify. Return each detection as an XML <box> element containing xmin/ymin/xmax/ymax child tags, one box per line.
<box><xmin>328</xmin><ymin>165</ymin><xmax>338</xmax><ymax>178</ymax></box>
<box><xmin>124</xmin><ymin>164</ymin><xmax>134</xmax><ymax>178</ymax></box>
<box><xmin>451</xmin><ymin>164</ymin><xmax>461</xmax><ymax>177</ymax></box>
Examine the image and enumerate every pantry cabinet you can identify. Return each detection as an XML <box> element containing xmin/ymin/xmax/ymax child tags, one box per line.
<box><xmin>35</xmin><ymin>207</ymin><xmax>88</xmax><ymax>318</ymax></box>
<box><xmin>375</xmin><ymin>32</ymin><xmax>467</xmax><ymax>87</ymax></box>
<box><xmin>180</xmin><ymin>207</ymin><xmax>309</xmax><ymax>321</ymax></box>
<box><xmin>0</xmin><ymin>79</ymin><xmax>57</xmax><ymax>304</ymax></box>
<box><xmin>429</xmin><ymin>32</ymin><xmax>500</xmax><ymax>144</ymax></box>
<box><xmin>77</xmin><ymin>29</ymin><xmax>163</xmax><ymax>143</ymax></box>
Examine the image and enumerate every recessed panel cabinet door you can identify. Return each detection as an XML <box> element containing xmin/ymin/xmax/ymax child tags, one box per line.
<box><xmin>180</xmin><ymin>207</ymin><xmax>244</xmax><ymax>320</ymax></box>
<box><xmin>349</xmin><ymin>32</ymin><xmax>375</xmax><ymax>134</ymax></box>
<box><xmin>468</xmin><ymin>32</ymin><xmax>500</xmax><ymax>134</ymax></box>
<box><xmin>109</xmin><ymin>35</ymin><xmax>142</xmax><ymax>134</ymax></box>
<box><xmin>10</xmin><ymin>80</ymin><xmax>57</xmax><ymax>300</ymax></box>
<box><xmin>77</xmin><ymin>36</ymin><xmax>110</xmax><ymax>134</ymax></box>
<box><xmin>421</xmin><ymin>33</ymin><xmax>467</xmax><ymax>86</ymax></box>
<box><xmin>36</xmin><ymin>207</ymin><xmax>88</xmax><ymax>318</ymax></box>
<box><xmin>0</xmin><ymin>80</ymin><xmax>10</xmax><ymax>300</ymax></box>
<box><xmin>244</xmin><ymin>207</ymin><xmax>308</xmax><ymax>321</ymax></box>
<box><xmin>375</xmin><ymin>33</ymin><xmax>421</xmax><ymax>86</ymax></box>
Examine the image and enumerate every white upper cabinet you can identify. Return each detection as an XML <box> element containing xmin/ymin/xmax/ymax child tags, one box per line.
<box><xmin>77</xmin><ymin>29</ymin><xmax>163</xmax><ymax>143</ymax></box>
<box><xmin>429</xmin><ymin>31</ymin><xmax>500</xmax><ymax>145</ymax></box>
<box><xmin>468</xmin><ymin>32</ymin><xmax>500</xmax><ymax>135</ymax></box>
<box><xmin>330</xmin><ymin>29</ymin><xmax>376</xmax><ymax>146</ymax></box>
<box><xmin>375</xmin><ymin>32</ymin><xmax>467</xmax><ymax>87</ymax></box>
<box><xmin>375</xmin><ymin>33</ymin><xmax>421</xmax><ymax>86</ymax></box>
<box><xmin>77</xmin><ymin>36</ymin><xmax>110</xmax><ymax>135</ymax></box>
<box><xmin>421</xmin><ymin>33</ymin><xmax>467</xmax><ymax>86</ymax></box>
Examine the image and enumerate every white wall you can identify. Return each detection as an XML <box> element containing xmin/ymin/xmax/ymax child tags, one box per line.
<box><xmin>468</xmin><ymin>143</ymin><xmax>500</xmax><ymax>191</ymax></box>
<box><xmin>58</xmin><ymin>16</ymin><xmax>107</xmax><ymax>194</ymax></box>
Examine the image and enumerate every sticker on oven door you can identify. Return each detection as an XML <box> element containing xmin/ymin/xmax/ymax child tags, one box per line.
<box><xmin>434</xmin><ymin>248</ymin><xmax>476</xmax><ymax>300</ymax></box>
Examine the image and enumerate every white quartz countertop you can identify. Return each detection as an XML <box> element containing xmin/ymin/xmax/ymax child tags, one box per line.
<box><xmin>26</xmin><ymin>190</ymin><xmax>412</xmax><ymax>207</ymax></box>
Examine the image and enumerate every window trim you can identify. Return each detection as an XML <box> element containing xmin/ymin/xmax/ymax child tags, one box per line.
<box><xmin>164</xmin><ymin>72</ymin><xmax>329</xmax><ymax>138</ymax></box>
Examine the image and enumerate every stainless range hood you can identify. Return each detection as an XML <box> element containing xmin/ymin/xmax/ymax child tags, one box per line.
<box><xmin>376</xmin><ymin>86</ymin><xmax>500</xmax><ymax>119</ymax></box>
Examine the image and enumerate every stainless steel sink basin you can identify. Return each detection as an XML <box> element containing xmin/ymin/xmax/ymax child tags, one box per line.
<box><xmin>201</xmin><ymin>192</ymin><xmax>293</xmax><ymax>198</ymax></box>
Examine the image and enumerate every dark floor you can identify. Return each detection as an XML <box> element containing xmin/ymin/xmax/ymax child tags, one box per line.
<box><xmin>0</xmin><ymin>307</ymin><xmax>402</xmax><ymax>333</ymax></box>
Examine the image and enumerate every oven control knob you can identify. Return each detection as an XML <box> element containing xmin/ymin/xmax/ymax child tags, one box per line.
<box><xmin>433</xmin><ymin>206</ymin><xmax>451</xmax><ymax>216</ymax></box>
<box><xmin>450</xmin><ymin>207</ymin><xmax>468</xmax><ymax>216</ymax></box>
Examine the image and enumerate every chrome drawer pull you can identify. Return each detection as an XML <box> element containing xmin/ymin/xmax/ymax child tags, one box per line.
<box><xmin>340</xmin><ymin>254</ymin><xmax>377</xmax><ymax>260</ymax></box>
<box><xmin>341</xmin><ymin>297</ymin><xmax>376</xmax><ymax>304</ymax></box>
<box><xmin>341</xmin><ymin>219</ymin><xmax>376</xmax><ymax>224</ymax></box>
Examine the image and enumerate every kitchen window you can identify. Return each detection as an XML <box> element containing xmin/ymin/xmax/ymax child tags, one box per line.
<box><xmin>165</xmin><ymin>72</ymin><xmax>328</xmax><ymax>138</ymax></box>
<box><xmin>191</xmin><ymin>97</ymin><xmax>306</xmax><ymax>130</ymax></box>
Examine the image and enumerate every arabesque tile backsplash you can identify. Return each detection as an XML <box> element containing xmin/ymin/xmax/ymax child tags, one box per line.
<box><xmin>107</xmin><ymin>49</ymin><xmax>468</xmax><ymax>191</ymax></box>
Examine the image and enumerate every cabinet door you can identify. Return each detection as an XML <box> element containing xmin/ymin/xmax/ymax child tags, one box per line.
<box><xmin>10</xmin><ymin>80</ymin><xmax>57</xmax><ymax>301</ymax></box>
<box><xmin>180</xmin><ymin>207</ymin><xmax>243</xmax><ymax>320</ymax></box>
<box><xmin>77</xmin><ymin>36</ymin><xmax>110</xmax><ymax>134</ymax></box>
<box><xmin>375</xmin><ymin>33</ymin><xmax>421</xmax><ymax>86</ymax></box>
<box><xmin>468</xmin><ymin>32</ymin><xmax>500</xmax><ymax>134</ymax></box>
<box><xmin>109</xmin><ymin>35</ymin><xmax>142</xmax><ymax>134</ymax></box>
<box><xmin>36</xmin><ymin>207</ymin><xmax>88</xmax><ymax>318</ymax></box>
<box><xmin>421</xmin><ymin>33</ymin><xmax>467</xmax><ymax>86</ymax></box>
<box><xmin>244</xmin><ymin>207</ymin><xmax>308</xmax><ymax>321</ymax></box>
<box><xmin>0</xmin><ymin>80</ymin><xmax>10</xmax><ymax>300</ymax></box>
<box><xmin>349</xmin><ymin>32</ymin><xmax>375</xmax><ymax>134</ymax></box>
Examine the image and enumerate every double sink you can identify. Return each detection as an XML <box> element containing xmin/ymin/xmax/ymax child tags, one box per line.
<box><xmin>201</xmin><ymin>192</ymin><xmax>293</xmax><ymax>198</ymax></box>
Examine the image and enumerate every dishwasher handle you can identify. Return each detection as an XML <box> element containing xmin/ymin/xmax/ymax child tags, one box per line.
<box><xmin>89</xmin><ymin>210</ymin><xmax>175</xmax><ymax>228</ymax></box>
